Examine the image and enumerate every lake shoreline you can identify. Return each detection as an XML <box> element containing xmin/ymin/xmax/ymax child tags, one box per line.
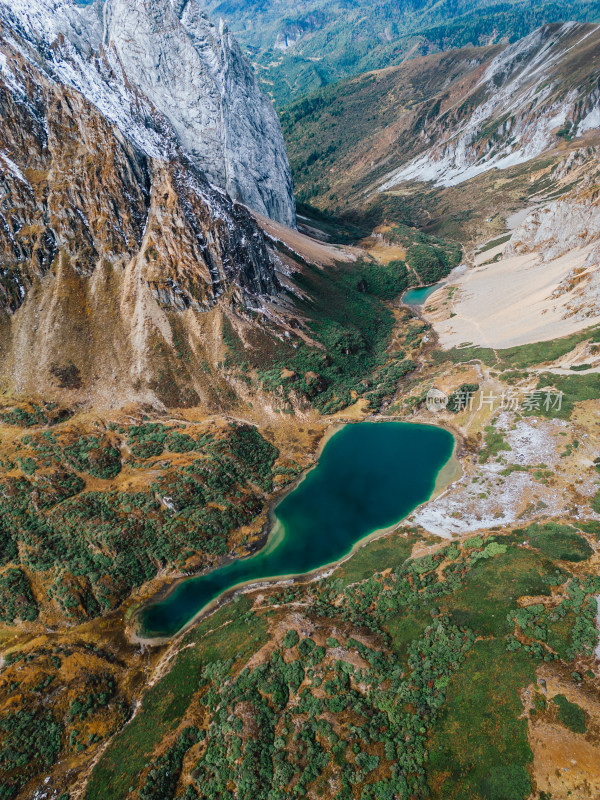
<box><xmin>127</xmin><ymin>423</ymin><xmax>344</xmax><ymax>644</ymax></box>
<box><xmin>130</xmin><ymin>420</ymin><xmax>459</xmax><ymax>646</ymax></box>
<box><xmin>402</xmin><ymin>263</ymin><xmax>468</xmax><ymax>310</ymax></box>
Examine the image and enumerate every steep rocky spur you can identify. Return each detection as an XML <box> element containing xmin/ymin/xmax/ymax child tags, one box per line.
<box><xmin>0</xmin><ymin>4</ymin><xmax>291</xmax><ymax>408</ymax></box>
<box><xmin>0</xmin><ymin>0</ymin><xmax>296</xmax><ymax>225</ymax></box>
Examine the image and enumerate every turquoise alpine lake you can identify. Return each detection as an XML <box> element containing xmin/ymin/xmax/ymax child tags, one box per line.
<box><xmin>403</xmin><ymin>283</ymin><xmax>441</xmax><ymax>306</ymax></box>
<box><xmin>139</xmin><ymin>422</ymin><xmax>454</xmax><ymax>638</ymax></box>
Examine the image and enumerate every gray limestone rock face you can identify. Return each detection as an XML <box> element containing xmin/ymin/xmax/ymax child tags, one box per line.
<box><xmin>103</xmin><ymin>0</ymin><xmax>296</xmax><ymax>226</ymax></box>
<box><xmin>0</xmin><ymin>0</ymin><xmax>296</xmax><ymax>227</ymax></box>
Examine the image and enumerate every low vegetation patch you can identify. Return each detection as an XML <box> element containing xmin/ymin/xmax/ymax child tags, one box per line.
<box><xmin>518</xmin><ymin>523</ymin><xmax>593</xmax><ymax>562</ymax></box>
<box><xmin>228</xmin><ymin>259</ymin><xmax>422</xmax><ymax>414</ymax></box>
<box><xmin>428</xmin><ymin>640</ymin><xmax>534</xmax><ymax>800</ymax></box>
<box><xmin>553</xmin><ymin>694</ymin><xmax>587</xmax><ymax>734</ymax></box>
<box><xmin>0</xmin><ymin>423</ymin><xmax>280</xmax><ymax>623</ymax></box>
<box><xmin>84</xmin><ymin>526</ymin><xmax>600</xmax><ymax>800</ymax></box>
<box><xmin>434</xmin><ymin>326</ymin><xmax>600</xmax><ymax>376</ymax></box>
<box><xmin>525</xmin><ymin>373</ymin><xmax>600</xmax><ymax>419</ymax></box>
<box><xmin>479</xmin><ymin>425</ymin><xmax>511</xmax><ymax>464</ymax></box>
<box><xmin>0</xmin><ymin>643</ymin><xmax>130</xmax><ymax>799</ymax></box>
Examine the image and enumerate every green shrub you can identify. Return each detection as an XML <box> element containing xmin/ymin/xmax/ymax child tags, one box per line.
<box><xmin>63</xmin><ymin>436</ymin><xmax>121</xmax><ymax>479</ymax></box>
<box><xmin>553</xmin><ymin>694</ymin><xmax>586</xmax><ymax>733</ymax></box>
<box><xmin>0</xmin><ymin>710</ymin><xmax>62</xmax><ymax>797</ymax></box>
<box><xmin>479</xmin><ymin>426</ymin><xmax>511</xmax><ymax>464</ymax></box>
<box><xmin>480</xmin><ymin>763</ymin><xmax>532</xmax><ymax>800</ymax></box>
<box><xmin>283</xmin><ymin>629</ymin><xmax>299</xmax><ymax>649</ymax></box>
<box><xmin>354</xmin><ymin>260</ymin><xmax>409</xmax><ymax>300</ymax></box>
<box><xmin>406</xmin><ymin>243</ymin><xmax>456</xmax><ymax>285</ymax></box>
<box><xmin>520</xmin><ymin>523</ymin><xmax>593</xmax><ymax>562</ymax></box>
<box><xmin>0</xmin><ymin>569</ymin><xmax>38</xmax><ymax>623</ymax></box>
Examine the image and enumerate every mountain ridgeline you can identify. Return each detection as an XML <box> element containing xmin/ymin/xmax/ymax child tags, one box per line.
<box><xmin>194</xmin><ymin>0</ymin><xmax>600</xmax><ymax>105</ymax></box>
<box><xmin>281</xmin><ymin>22</ymin><xmax>600</xmax><ymax>229</ymax></box>
<box><xmin>0</xmin><ymin>0</ymin><xmax>296</xmax><ymax>408</ymax></box>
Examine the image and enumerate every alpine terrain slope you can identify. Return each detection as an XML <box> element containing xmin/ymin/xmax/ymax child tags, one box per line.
<box><xmin>0</xmin><ymin>4</ymin><xmax>600</xmax><ymax>800</ymax></box>
<box><xmin>0</xmin><ymin>0</ymin><xmax>298</xmax><ymax>407</ymax></box>
<box><xmin>195</xmin><ymin>0</ymin><xmax>600</xmax><ymax>105</ymax></box>
<box><xmin>283</xmin><ymin>22</ymin><xmax>600</xmax><ymax>214</ymax></box>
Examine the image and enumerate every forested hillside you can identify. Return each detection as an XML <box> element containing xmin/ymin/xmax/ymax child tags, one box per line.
<box><xmin>195</xmin><ymin>0</ymin><xmax>600</xmax><ymax>104</ymax></box>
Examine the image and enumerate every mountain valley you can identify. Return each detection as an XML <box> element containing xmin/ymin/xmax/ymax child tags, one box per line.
<box><xmin>195</xmin><ymin>0</ymin><xmax>600</xmax><ymax>106</ymax></box>
<box><xmin>0</xmin><ymin>2</ymin><xmax>599</xmax><ymax>800</ymax></box>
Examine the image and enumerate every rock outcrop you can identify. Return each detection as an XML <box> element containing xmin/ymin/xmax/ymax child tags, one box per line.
<box><xmin>0</xmin><ymin>0</ymin><xmax>295</xmax><ymax>408</ymax></box>
<box><xmin>506</xmin><ymin>150</ymin><xmax>600</xmax><ymax>261</ymax></box>
<box><xmin>0</xmin><ymin>0</ymin><xmax>296</xmax><ymax>226</ymax></box>
<box><xmin>378</xmin><ymin>23</ymin><xmax>600</xmax><ymax>190</ymax></box>
<box><xmin>504</xmin><ymin>165</ymin><xmax>600</xmax><ymax>324</ymax></box>
<box><xmin>506</xmin><ymin>188</ymin><xmax>600</xmax><ymax>262</ymax></box>
<box><xmin>104</xmin><ymin>0</ymin><xmax>296</xmax><ymax>226</ymax></box>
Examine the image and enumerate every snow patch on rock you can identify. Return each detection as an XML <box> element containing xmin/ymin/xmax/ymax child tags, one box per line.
<box><xmin>0</xmin><ymin>0</ymin><xmax>296</xmax><ymax>226</ymax></box>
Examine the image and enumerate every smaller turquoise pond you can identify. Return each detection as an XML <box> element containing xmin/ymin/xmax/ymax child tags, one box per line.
<box><xmin>403</xmin><ymin>283</ymin><xmax>441</xmax><ymax>306</ymax></box>
<box><xmin>139</xmin><ymin>422</ymin><xmax>454</xmax><ymax>638</ymax></box>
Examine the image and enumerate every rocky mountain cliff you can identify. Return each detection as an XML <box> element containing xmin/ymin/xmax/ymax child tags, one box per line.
<box><xmin>282</xmin><ymin>23</ymin><xmax>600</xmax><ymax>220</ymax></box>
<box><xmin>0</xmin><ymin>0</ymin><xmax>295</xmax><ymax>226</ymax></box>
<box><xmin>0</xmin><ymin>0</ymin><xmax>296</xmax><ymax>408</ymax></box>
<box><xmin>104</xmin><ymin>0</ymin><xmax>296</xmax><ymax>227</ymax></box>
<box><xmin>379</xmin><ymin>23</ymin><xmax>600</xmax><ymax>190</ymax></box>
